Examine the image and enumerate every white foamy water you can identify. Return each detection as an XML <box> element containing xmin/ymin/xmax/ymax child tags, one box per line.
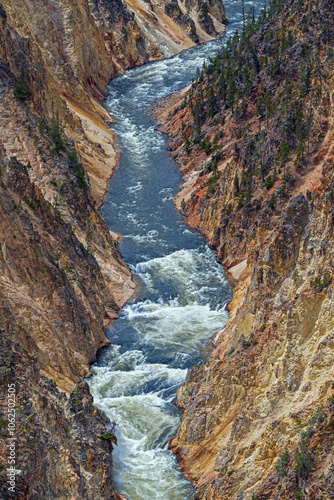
<box><xmin>89</xmin><ymin>247</ymin><xmax>230</xmax><ymax>500</ymax></box>
<box><xmin>89</xmin><ymin>243</ymin><xmax>230</xmax><ymax>499</ymax></box>
<box><xmin>88</xmin><ymin>1</ymin><xmax>264</xmax><ymax>498</ymax></box>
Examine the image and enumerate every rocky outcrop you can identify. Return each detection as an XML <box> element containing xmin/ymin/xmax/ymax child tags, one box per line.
<box><xmin>154</xmin><ymin>0</ymin><xmax>334</xmax><ymax>498</ymax></box>
<box><xmin>165</xmin><ymin>0</ymin><xmax>227</xmax><ymax>42</ymax></box>
<box><xmin>0</xmin><ymin>322</ymin><xmax>116</xmax><ymax>499</ymax></box>
<box><xmin>0</xmin><ymin>54</ymin><xmax>137</xmax><ymax>496</ymax></box>
<box><xmin>0</xmin><ymin>147</ymin><xmax>117</xmax><ymax>388</ymax></box>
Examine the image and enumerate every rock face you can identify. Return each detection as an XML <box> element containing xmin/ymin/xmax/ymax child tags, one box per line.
<box><xmin>0</xmin><ymin>324</ymin><xmax>116</xmax><ymax>499</ymax></box>
<box><xmin>154</xmin><ymin>0</ymin><xmax>334</xmax><ymax>497</ymax></box>
<box><xmin>1</xmin><ymin>0</ymin><xmax>227</xmax><ymax>204</ymax></box>
<box><xmin>0</xmin><ymin>0</ymin><xmax>227</xmax><ymax>496</ymax></box>
<box><xmin>0</xmin><ymin>93</ymin><xmax>126</xmax><ymax>493</ymax></box>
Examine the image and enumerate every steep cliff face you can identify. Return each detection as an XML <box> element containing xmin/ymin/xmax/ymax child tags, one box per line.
<box><xmin>0</xmin><ymin>0</ymin><xmax>227</xmax><ymax>203</ymax></box>
<box><xmin>0</xmin><ymin>65</ymin><xmax>137</xmax><ymax>386</ymax></box>
<box><xmin>0</xmin><ymin>60</ymin><xmax>133</xmax><ymax>495</ymax></box>
<box><xmin>155</xmin><ymin>0</ymin><xmax>334</xmax><ymax>497</ymax></box>
<box><xmin>0</xmin><ymin>320</ymin><xmax>116</xmax><ymax>499</ymax></box>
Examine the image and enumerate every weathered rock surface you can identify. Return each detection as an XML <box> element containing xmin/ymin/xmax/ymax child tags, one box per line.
<box><xmin>0</xmin><ymin>0</ymin><xmax>228</xmax><ymax>494</ymax></box>
<box><xmin>0</xmin><ymin>0</ymin><xmax>223</xmax><ymax>494</ymax></box>
<box><xmin>0</xmin><ymin>58</ymin><xmax>132</xmax><ymax>494</ymax></box>
<box><xmin>0</xmin><ymin>0</ymin><xmax>227</xmax><ymax>203</ymax></box>
<box><xmin>0</xmin><ymin>321</ymin><xmax>116</xmax><ymax>499</ymax></box>
<box><xmin>155</xmin><ymin>0</ymin><xmax>334</xmax><ymax>497</ymax></box>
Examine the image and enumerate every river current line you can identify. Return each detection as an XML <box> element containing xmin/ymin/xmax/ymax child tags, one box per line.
<box><xmin>88</xmin><ymin>2</ymin><xmax>262</xmax><ymax>498</ymax></box>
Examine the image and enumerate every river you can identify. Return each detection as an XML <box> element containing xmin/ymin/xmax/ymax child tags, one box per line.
<box><xmin>88</xmin><ymin>1</ymin><xmax>262</xmax><ymax>498</ymax></box>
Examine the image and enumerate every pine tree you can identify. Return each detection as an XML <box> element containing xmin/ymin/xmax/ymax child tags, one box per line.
<box><xmin>241</xmin><ymin>0</ymin><xmax>245</xmax><ymax>26</ymax></box>
<box><xmin>49</xmin><ymin>108</ymin><xmax>66</xmax><ymax>153</ymax></box>
<box><xmin>14</xmin><ymin>69</ymin><xmax>32</xmax><ymax>101</ymax></box>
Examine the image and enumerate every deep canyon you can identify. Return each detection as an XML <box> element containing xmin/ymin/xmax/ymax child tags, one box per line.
<box><xmin>1</xmin><ymin>0</ymin><xmax>334</xmax><ymax>499</ymax></box>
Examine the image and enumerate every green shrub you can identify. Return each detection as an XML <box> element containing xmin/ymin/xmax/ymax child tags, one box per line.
<box><xmin>50</xmin><ymin>179</ymin><xmax>62</xmax><ymax>190</ymax></box>
<box><xmin>295</xmin><ymin>440</ymin><xmax>313</xmax><ymax>478</ymax></box>
<box><xmin>49</xmin><ymin>109</ymin><xmax>66</xmax><ymax>153</ymax></box>
<box><xmin>276</xmin><ymin>450</ymin><xmax>290</xmax><ymax>477</ymax></box>
<box><xmin>234</xmin><ymin>173</ymin><xmax>239</xmax><ymax>193</ymax></box>
<box><xmin>269</xmin><ymin>193</ymin><xmax>276</xmax><ymax>209</ymax></box>
<box><xmin>100</xmin><ymin>434</ymin><xmax>113</xmax><ymax>440</ymax></box>
<box><xmin>264</xmin><ymin>175</ymin><xmax>274</xmax><ymax>189</ymax></box>
<box><xmin>280</xmin><ymin>183</ymin><xmax>287</xmax><ymax>197</ymax></box>
<box><xmin>0</xmin><ymin>418</ymin><xmax>8</xmax><ymax>430</ymax></box>
<box><xmin>100</xmin><ymin>433</ymin><xmax>117</xmax><ymax>445</ymax></box>
<box><xmin>201</xmin><ymin>138</ymin><xmax>212</xmax><ymax>154</ymax></box>
<box><xmin>69</xmin><ymin>148</ymin><xmax>87</xmax><ymax>188</ymax></box>
<box><xmin>327</xmin><ymin>394</ymin><xmax>334</xmax><ymax>405</ymax></box>
<box><xmin>310</xmin><ymin>275</ymin><xmax>332</xmax><ymax>292</ymax></box>
<box><xmin>0</xmin><ymin>3</ymin><xmax>6</xmax><ymax>17</ymax></box>
<box><xmin>184</xmin><ymin>137</ymin><xmax>191</xmax><ymax>154</ymax></box>
<box><xmin>14</xmin><ymin>69</ymin><xmax>32</xmax><ymax>101</ymax></box>
<box><xmin>25</xmin><ymin>196</ymin><xmax>36</xmax><ymax>210</ymax></box>
<box><xmin>207</xmin><ymin>173</ymin><xmax>219</xmax><ymax>195</ymax></box>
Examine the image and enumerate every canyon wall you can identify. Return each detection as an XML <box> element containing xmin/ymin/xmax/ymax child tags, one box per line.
<box><xmin>1</xmin><ymin>0</ymin><xmax>227</xmax><ymax>204</ymax></box>
<box><xmin>0</xmin><ymin>0</ymin><xmax>226</xmax><ymax>497</ymax></box>
<box><xmin>0</xmin><ymin>70</ymin><xmax>130</xmax><ymax>496</ymax></box>
<box><xmin>155</xmin><ymin>0</ymin><xmax>334</xmax><ymax>498</ymax></box>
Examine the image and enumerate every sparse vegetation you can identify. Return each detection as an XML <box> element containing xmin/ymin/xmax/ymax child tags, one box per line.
<box><xmin>276</xmin><ymin>450</ymin><xmax>290</xmax><ymax>477</ymax></box>
<box><xmin>25</xmin><ymin>196</ymin><xmax>36</xmax><ymax>210</ymax></box>
<box><xmin>14</xmin><ymin>68</ymin><xmax>32</xmax><ymax>101</ymax></box>
<box><xmin>68</xmin><ymin>148</ymin><xmax>87</xmax><ymax>188</ymax></box>
<box><xmin>49</xmin><ymin>108</ymin><xmax>66</xmax><ymax>153</ymax></box>
<box><xmin>100</xmin><ymin>433</ymin><xmax>113</xmax><ymax>440</ymax></box>
<box><xmin>50</xmin><ymin>179</ymin><xmax>62</xmax><ymax>191</ymax></box>
<box><xmin>269</xmin><ymin>192</ymin><xmax>276</xmax><ymax>209</ymax></box>
<box><xmin>264</xmin><ymin>175</ymin><xmax>274</xmax><ymax>189</ymax></box>
<box><xmin>310</xmin><ymin>275</ymin><xmax>332</xmax><ymax>292</ymax></box>
<box><xmin>295</xmin><ymin>439</ymin><xmax>313</xmax><ymax>478</ymax></box>
<box><xmin>0</xmin><ymin>418</ymin><xmax>8</xmax><ymax>430</ymax></box>
<box><xmin>178</xmin><ymin>0</ymin><xmax>331</xmax><ymax>214</ymax></box>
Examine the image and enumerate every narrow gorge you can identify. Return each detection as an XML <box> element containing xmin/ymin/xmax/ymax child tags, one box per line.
<box><xmin>0</xmin><ymin>0</ymin><xmax>227</xmax><ymax>497</ymax></box>
<box><xmin>87</xmin><ymin>40</ymin><xmax>236</xmax><ymax>499</ymax></box>
<box><xmin>1</xmin><ymin>0</ymin><xmax>334</xmax><ymax>499</ymax></box>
